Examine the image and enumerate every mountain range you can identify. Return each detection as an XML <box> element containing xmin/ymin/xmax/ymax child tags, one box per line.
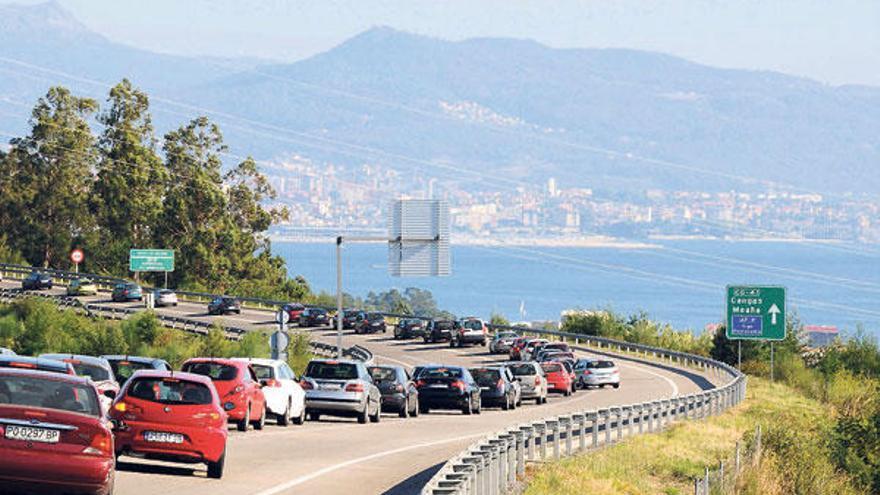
<box><xmin>1</xmin><ymin>1</ymin><xmax>878</xmax><ymax>195</ymax></box>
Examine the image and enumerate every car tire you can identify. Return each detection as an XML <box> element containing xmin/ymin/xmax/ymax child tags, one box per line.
<box><xmin>419</xmin><ymin>403</ymin><xmax>429</xmax><ymax>414</ymax></box>
<box><xmin>308</xmin><ymin>411</ymin><xmax>320</xmax><ymax>422</ymax></box>
<box><xmin>207</xmin><ymin>450</ymin><xmax>225</xmax><ymax>479</ymax></box>
<box><xmin>502</xmin><ymin>394</ymin><xmax>510</xmax><ymax>411</ymax></box>
<box><xmin>462</xmin><ymin>398</ymin><xmax>472</xmax><ymax>415</ymax></box>
<box><xmin>293</xmin><ymin>404</ymin><xmax>306</xmax><ymax>425</ymax></box>
<box><xmin>599</xmin><ymin>384</ymin><xmax>606</xmax><ymax>389</ymax></box>
<box><xmin>358</xmin><ymin>403</ymin><xmax>369</xmax><ymax>424</ymax></box>
<box><xmin>253</xmin><ymin>405</ymin><xmax>266</xmax><ymax>430</ymax></box>
<box><xmin>613</xmin><ymin>383</ymin><xmax>620</xmax><ymax>389</ymax></box>
<box><xmin>399</xmin><ymin>401</ymin><xmax>409</xmax><ymax>418</ymax></box>
<box><xmin>237</xmin><ymin>405</ymin><xmax>250</xmax><ymax>432</ymax></box>
<box><xmin>411</xmin><ymin>397</ymin><xmax>419</xmax><ymax>417</ymax></box>
<box><xmin>474</xmin><ymin>398</ymin><xmax>482</xmax><ymax>415</ymax></box>
<box><xmin>449</xmin><ymin>340</ymin><xmax>456</xmax><ymax>348</ymax></box>
<box><xmin>278</xmin><ymin>400</ymin><xmax>291</xmax><ymax>426</ymax></box>
<box><xmin>370</xmin><ymin>402</ymin><xmax>381</xmax><ymax>423</ymax></box>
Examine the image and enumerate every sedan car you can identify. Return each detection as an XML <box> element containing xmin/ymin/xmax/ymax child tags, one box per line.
<box><xmin>40</xmin><ymin>354</ymin><xmax>119</xmax><ymax>413</ymax></box>
<box><xmin>425</xmin><ymin>319</ymin><xmax>459</xmax><ymax>343</ymax></box>
<box><xmin>451</xmin><ymin>317</ymin><xmax>488</xmax><ymax>347</ymax></box>
<box><xmin>541</xmin><ymin>361</ymin><xmax>574</xmax><ymax>396</ymax></box>
<box><xmin>67</xmin><ymin>278</ymin><xmax>98</xmax><ymax>297</ymax></box>
<box><xmin>0</xmin><ymin>355</ymin><xmax>75</xmax><ymax>375</ymax></box>
<box><xmin>233</xmin><ymin>358</ymin><xmax>305</xmax><ymax>426</ymax></box>
<box><xmin>299</xmin><ymin>307</ymin><xmax>330</xmax><ymax>327</ymax></box>
<box><xmin>0</xmin><ymin>368</ymin><xmax>114</xmax><ymax>495</ymax></box>
<box><xmin>101</xmin><ymin>355</ymin><xmax>172</xmax><ymax>386</ymax></box>
<box><xmin>21</xmin><ymin>271</ymin><xmax>52</xmax><ymax>290</ymax></box>
<box><xmin>415</xmin><ymin>365</ymin><xmax>482</xmax><ymax>415</ymax></box>
<box><xmin>368</xmin><ymin>365</ymin><xmax>419</xmax><ymax>418</ymax></box>
<box><xmin>181</xmin><ymin>358</ymin><xmax>266</xmax><ymax>431</ymax></box>
<box><xmin>110</xmin><ymin>370</ymin><xmax>227</xmax><ymax>479</ymax></box>
<box><xmin>301</xmin><ymin>359</ymin><xmax>381</xmax><ymax>424</ymax></box>
<box><xmin>506</xmin><ymin>361</ymin><xmax>548</xmax><ymax>404</ymax></box>
<box><xmin>489</xmin><ymin>331</ymin><xmax>519</xmax><ymax>354</ymax></box>
<box><xmin>469</xmin><ymin>366</ymin><xmax>521</xmax><ymax>410</ymax></box>
<box><xmin>111</xmin><ymin>282</ymin><xmax>143</xmax><ymax>302</ymax></box>
<box><xmin>153</xmin><ymin>289</ymin><xmax>178</xmax><ymax>307</ymax></box>
<box><xmin>576</xmin><ymin>359</ymin><xmax>621</xmax><ymax>389</ymax></box>
<box><xmin>357</xmin><ymin>312</ymin><xmax>387</xmax><ymax>334</ymax></box>
<box><xmin>207</xmin><ymin>296</ymin><xmax>241</xmax><ymax>315</ymax></box>
<box><xmin>393</xmin><ymin>318</ymin><xmax>427</xmax><ymax>340</ymax></box>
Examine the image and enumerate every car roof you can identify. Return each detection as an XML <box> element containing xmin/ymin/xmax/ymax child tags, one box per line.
<box><xmin>0</xmin><ymin>355</ymin><xmax>73</xmax><ymax>373</ymax></box>
<box><xmin>39</xmin><ymin>354</ymin><xmax>111</xmax><ymax>369</ymax></box>
<box><xmin>230</xmin><ymin>357</ymin><xmax>284</xmax><ymax>367</ymax></box>
<box><xmin>368</xmin><ymin>364</ymin><xmax>403</xmax><ymax>371</ymax></box>
<box><xmin>309</xmin><ymin>358</ymin><xmax>360</xmax><ymax>366</ymax></box>
<box><xmin>0</xmin><ymin>367</ymin><xmax>91</xmax><ymax>386</ymax></box>
<box><xmin>126</xmin><ymin>369</ymin><xmax>213</xmax><ymax>385</ymax></box>
<box><xmin>183</xmin><ymin>357</ymin><xmax>244</xmax><ymax>366</ymax></box>
<box><xmin>101</xmin><ymin>355</ymin><xmax>164</xmax><ymax>364</ymax></box>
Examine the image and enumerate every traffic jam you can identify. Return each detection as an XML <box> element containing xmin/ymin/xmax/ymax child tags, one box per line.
<box><xmin>0</xmin><ymin>278</ymin><xmax>620</xmax><ymax>494</ymax></box>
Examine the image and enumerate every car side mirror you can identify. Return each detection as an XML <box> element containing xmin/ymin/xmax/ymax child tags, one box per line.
<box><xmin>103</xmin><ymin>390</ymin><xmax>117</xmax><ymax>400</ymax></box>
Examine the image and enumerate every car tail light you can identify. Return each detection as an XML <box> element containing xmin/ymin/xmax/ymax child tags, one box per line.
<box><xmin>450</xmin><ymin>380</ymin><xmax>466</xmax><ymax>391</ymax></box>
<box><xmin>415</xmin><ymin>380</ymin><xmax>426</xmax><ymax>388</ymax></box>
<box><xmin>9</xmin><ymin>361</ymin><xmax>36</xmax><ymax>369</ymax></box>
<box><xmin>583</xmin><ymin>370</ymin><xmax>591</xmax><ymax>375</ymax></box>
<box><xmin>534</xmin><ymin>376</ymin><xmax>541</xmax><ymax>386</ymax></box>
<box><xmin>345</xmin><ymin>383</ymin><xmax>364</xmax><ymax>393</ymax></box>
<box><xmin>496</xmin><ymin>379</ymin><xmax>505</xmax><ymax>390</ymax></box>
<box><xmin>263</xmin><ymin>379</ymin><xmax>281</xmax><ymax>387</ymax></box>
<box><xmin>300</xmin><ymin>380</ymin><xmax>313</xmax><ymax>390</ymax></box>
<box><xmin>394</xmin><ymin>384</ymin><xmax>404</xmax><ymax>393</ymax></box>
<box><xmin>83</xmin><ymin>430</ymin><xmax>113</xmax><ymax>456</ymax></box>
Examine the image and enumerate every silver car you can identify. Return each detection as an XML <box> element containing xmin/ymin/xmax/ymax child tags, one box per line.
<box><xmin>505</xmin><ymin>361</ymin><xmax>548</xmax><ymax>404</ymax></box>
<box><xmin>301</xmin><ymin>359</ymin><xmax>381</xmax><ymax>424</ymax></box>
<box><xmin>575</xmin><ymin>359</ymin><xmax>621</xmax><ymax>389</ymax></box>
<box><xmin>154</xmin><ymin>288</ymin><xmax>179</xmax><ymax>307</ymax></box>
<box><xmin>0</xmin><ymin>347</ymin><xmax>15</xmax><ymax>355</ymax></box>
<box><xmin>489</xmin><ymin>331</ymin><xmax>519</xmax><ymax>354</ymax></box>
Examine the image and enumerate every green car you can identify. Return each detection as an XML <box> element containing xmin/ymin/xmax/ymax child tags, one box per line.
<box><xmin>67</xmin><ymin>278</ymin><xmax>98</xmax><ymax>296</ymax></box>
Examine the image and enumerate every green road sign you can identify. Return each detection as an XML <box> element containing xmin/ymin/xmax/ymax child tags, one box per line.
<box><xmin>130</xmin><ymin>249</ymin><xmax>174</xmax><ymax>272</ymax></box>
<box><xmin>726</xmin><ymin>285</ymin><xmax>786</xmax><ymax>341</ymax></box>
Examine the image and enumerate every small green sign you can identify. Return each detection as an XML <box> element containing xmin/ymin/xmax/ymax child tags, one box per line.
<box><xmin>726</xmin><ymin>285</ymin><xmax>786</xmax><ymax>341</ymax></box>
<box><xmin>130</xmin><ymin>249</ymin><xmax>174</xmax><ymax>272</ymax></box>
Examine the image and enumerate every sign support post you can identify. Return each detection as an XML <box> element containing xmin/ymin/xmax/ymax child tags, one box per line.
<box><xmin>726</xmin><ymin>285</ymin><xmax>786</xmax><ymax>380</ymax></box>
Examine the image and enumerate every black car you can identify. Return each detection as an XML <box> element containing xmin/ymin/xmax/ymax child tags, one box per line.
<box><xmin>469</xmin><ymin>366</ymin><xmax>521</xmax><ymax>410</ymax></box>
<box><xmin>21</xmin><ymin>271</ymin><xmax>52</xmax><ymax>290</ymax></box>
<box><xmin>415</xmin><ymin>365</ymin><xmax>482</xmax><ymax>415</ymax></box>
<box><xmin>394</xmin><ymin>318</ymin><xmax>427</xmax><ymax>340</ymax></box>
<box><xmin>340</xmin><ymin>310</ymin><xmax>366</xmax><ymax>330</ymax></box>
<box><xmin>207</xmin><ymin>296</ymin><xmax>241</xmax><ymax>315</ymax></box>
<box><xmin>101</xmin><ymin>355</ymin><xmax>172</xmax><ymax>385</ymax></box>
<box><xmin>424</xmin><ymin>319</ymin><xmax>460</xmax><ymax>343</ymax></box>
<box><xmin>300</xmin><ymin>307</ymin><xmax>330</xmax><ymax>327</ymax></box>
<box><xmin>357</xmin><ymin>313</ymin><xmax>387</xmax><ymax>334</ymax></box>
<box><xmin>368</xmin><ymin>365</ymin><xmax>419</xmax><ymax>418</ymax></box>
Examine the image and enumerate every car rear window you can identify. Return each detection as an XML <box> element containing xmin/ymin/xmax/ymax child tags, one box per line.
<box><xmin>182</xmin><ymin>362</ymin><xmax>239</xmax><ymax>381</ymax></box>
<box><xmin>588</xmin><ymin>361</ymin><xmax>616</xmax><ymax>369</ymax></box>
<box><xmin>305</xmin><ymin>362</ymin><xmax>359</xmax><ymax>380</ymax></box>
<box><xmin>108</xmin><ymin>360</ymin><xmax>153</xmax><ymax>382</ymax></box>
<box><xmin>127</xmin><ymin>377</ymin><xmax>212</xmax><ymax>405</ymax></box>
<box><xmin>469</xmin><ymin>368</ymin><xmax>501</xmax><ymax>386</ymax></box>
<box><xmin>434</xmin><ymin>321</ymin><xmax>456</xmax><ymax>330</ymax></box>
<box><xmin>541</xmin><ymin>363</ymin><xmax>563</xmax><ymax>373</ymax></box>
<box><xmin>421</xmin><ymin>367</ymin><xmax>463</xmax><ymax>379</ymax></box>
<box><xmin>368</xmin><ymin>367</ymin><xmax>397</xmax><ymax>382</ymax></box>
<box><xmin>69</xmin><ymin>362</ymin><xmax>111</xmax><ymax>382</ymax></box>
<box><xmin>251</xmin><ymin>365</ymin><xmax>275</xmax><ymax>381</ymax></box>
<box><xmin>508</xmin><ymin>363</ymin><xmax>537</xmax><ymax>375</ymax></box>
<box><xmin>0</xmin><ymin>375</ymin><xmax>100</xmax><ymax>416</ymax></box>
<box><xmin>462</xmin><ymin>320</ymin><xmax>483</xmax><ymax>330</ymax></box>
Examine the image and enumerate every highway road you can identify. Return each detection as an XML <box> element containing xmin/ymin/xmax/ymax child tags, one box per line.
<box><xmin>0</xmin><ymin>281</ymin><xmax>719</xmax><ymax>494</ymax></box>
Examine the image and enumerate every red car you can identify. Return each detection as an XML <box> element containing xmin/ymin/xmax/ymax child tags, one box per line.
<box><xmin>508</xmin><ymin>337</ymin><xmax>532</xmax><ymax>361</ymax></box>
<box><xmin>110</xmin><ymin>370</ymin><xmax>228</xmax><ymax>478</ymax></box>
<box><xmin>0</xmin><ymin>368</ymin><xmax>114</xmax><ymax>494</ymax></box>
<box><xmin>541</xmin><ymin>361</ymin><xmax>574</xmax><ymax>396</ymax></box>
<box><xmin>282</xmin><ymin>303</ymin><xmax>306</xmax><ymax>324</ymax></box>
<box><xmin>181</xmin><ymin>358</ymin><xmax>267</xmax><ymax>431</ymax></box>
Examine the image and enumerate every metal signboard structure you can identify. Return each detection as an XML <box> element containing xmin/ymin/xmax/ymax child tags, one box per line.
<box><xmin>129</xmin><ymin>249</ymin><xmax>175</xmax><ymax>272</ymax></box>
<box><xmin>726</xmin><ymin>285</ymin><xmax>786</xmax><ymax>341</ymax></box>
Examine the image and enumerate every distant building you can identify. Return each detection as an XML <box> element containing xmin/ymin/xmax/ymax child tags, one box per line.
<box><xmin>547</xmin><ymin>177</ymin><xmax>558</xmax><ymax>197</ymax></box>
<box><xmin>804</xmin><ymin>325</ymin><xmax>839</xmax><ymax>347</ymax></box>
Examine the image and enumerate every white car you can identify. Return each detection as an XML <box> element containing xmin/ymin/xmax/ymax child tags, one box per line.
<box><xmin>233</xmin><ymin>358</ymin><xmax>306</xmax><ymax>425</ymax></box>
<box><xmin>154</xmin><ymin>289</ymin><xmax>179</xmax><ymax>307</ymax></box>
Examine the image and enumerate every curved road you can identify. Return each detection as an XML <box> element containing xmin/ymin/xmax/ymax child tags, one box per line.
<box><xmin>1</xmin><ymin>282</ymin><xmax>718</xmax><ymax>494</ymax></box>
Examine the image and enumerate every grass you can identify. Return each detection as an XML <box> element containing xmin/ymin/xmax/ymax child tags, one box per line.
<box><xmin>524</xmin><ymin>378</ymin><xmax>846</xmax><ymax>495</ymax></box>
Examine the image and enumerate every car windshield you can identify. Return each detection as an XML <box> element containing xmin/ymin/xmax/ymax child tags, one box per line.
<box><xmin>462</xmin><ymin>320</ymin><xmax>482</xmax><ymax>330</ymax></box>
<box><xmin>508</xmin><ymin>363</ymin><xmax>537</xmax><ymax>375</ymax></box>
<box><xmin>0</xmin><ymin>375</ymin><xmax>100</xmax><ymax>416</ymax></box>
<box><xmin>69</xmin><ymin>362</ymin><xmax>111</xmax><ymax>382</ymax></box>
<box><xmin>469</xmin><ymin>368</ymin><xmax>501</xmax><ymax>386</ymax></box>
<box><xmin>127</xmin><ymin>377</ymin><xmax>212</xmax><ymax>405</ymax></box>
<box><xmin>251</xmin><ymin>364</ymin><xmax>275</xmax><ymax>380</ymax></box>
<box><xmin>305</xmin><ymin>362</ymin><xmax>359</xmax><ymax>380</ymax></box>
<box><xmin>108</xmin><ymin>360</ymin><xmax>153</xmax><ymax>382</ymax></box>
<box><xmin>541</xmin><ymin>363</ymin><xmax>563</xmax><ymax>373</ymax></box>
<box><xmin>182</xmin><ymin>362</ymin><xmax>239</xmax><ymax>381</ymax></box>
<box><xmin>368</xmin><ymin>367</ymin><xmax>397</xmax><ymax>382</ymax></box>
<box><xmin>587</xmin><ymin>361</ymin><xmax>616</xmax><ymax>369</ymax></box>
<box><xmin>421</xmin><ymin>367</ymin><xmax>463</xmax><ymax>379</ymax></box>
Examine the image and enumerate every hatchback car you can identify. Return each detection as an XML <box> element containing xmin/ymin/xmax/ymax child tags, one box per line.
<box><xmin>301</xmin><ymin>359</ymin><xmax>381</xmax><ymax>424</ymax></box>
<box><xmin>393</xmin><ymin>318</ymin><xmax>427</xmax><ymax>339</ymax></box>
<box><xmin>357</xmin><ymin>312</ymin><xmax>387</xmax><ymax>334</ymax></box>
<box><xmin>0</xmin><ymin>355</ymin><xmax>75</xmax><ymax>375</ymax></box>
<box><xmin>452</xmin><ymin>317</ymin><xmax>488</xmax><ymax>347</ymax></box>
<box><xmin>368</xmin><ymin>365</ymin><xmax>419</xmax><ymax>418</ymax></box>
<box><xmin>299</xmin><ymin>307</ymin><xmax>330</xmax><ymax>327</ymax></box>
<box><xmin>0</xmin><ymin>368</ymin><xmax>114</xmax><ymax>495</ymax></box>
<box><xmin>576</xmin><ymin>359</ymin><xmax>621</xmax><ymax>389</ymax></box>
<box><xmin>508</xmin><ymin>337</ymin><xmax>535</xmax><ymax>360</ymax></box>
<box><xmin>489</xmin><ymin>331</ymin><xmax>519</xmax><ymax>354</ymax></box>
<box><xmin>111</xmin><ymin>282</ymin><xmax>143</xmax><ymax>302</ymax></box>
<box><xmin>67</xmin><ymin>278</ymin><xmax>98</xmax><ymax>297</ymax></box>
<box><xmin>522</xmin><ymin>339</ymin><xmax>549</xmax><ymax>361</ymax></box>
<box><xmin>233</xmin><ymin>358</ymin><xmax>305</xmax><ymax>426</ymax></box>
<box><xmin>415</xmin><ymin>365</ymin><xmax>482</xmax><ymax>415</ymax></box>
<box><xmin>21</xmin><ymin>271</ymin><xmax>53</xmax><ymax>290</ymax></box>
<box><xmin>207</xmin><ymin>296</ymin><xmax>241</xmax><ymax>315</ymax></box>
<box><xmin>506</xmin><ymin>361</ymin><xmax>548</xmax><ymax>404</ymax></box>
<box><xmin>181</xmin><ymin>358</ymin><xmax>266</xmax><ymax>431</ymax></box>
<box><xmin>339</xmin><ymin>309</ymin><xmax>366</xmax><ymax>330</ymax></box>
<box><xmin>425</xmin><ymin>319</ymin><xmax>459</xmax><ymax>343</ymax></box>
<box><xmin>101</xmin><ymin>355</ymin><xmax>172</xmax><ymax>386</ymax></box>
<box><xmin>541</xmin><ymin>361</ymin><xmax>574</xmax><ymax>396</ymax></box>
<box><xmin>40</xmin><ymin>354</ymin><xmax>119</xmax><ymax>412</ymax></box>
<box><xmin>153</xmin><ymin>289</ymin><xmax>178</xmax><ymax>307</ymax></box>
<box><xmin>110</xmin><ymin>370</ymin><xmax>227</xmax><ymax>479</ymax></box>
<box><xmin>469</xmin><ymin>366</ymin><xmax>521</xmax><ymax>410</ymax></box>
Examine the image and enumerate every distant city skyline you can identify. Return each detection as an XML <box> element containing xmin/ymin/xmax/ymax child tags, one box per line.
<box><xmin>2</xmin><ymin>0</ymin><xmax>879</xmax><ymax>86</ymax></box>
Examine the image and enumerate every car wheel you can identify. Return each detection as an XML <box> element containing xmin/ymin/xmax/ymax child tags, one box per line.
<box><xmin>278</xmin><ymin>400</ymin><xmax>291</xmax><ymax>426</ymax></box>
<box><xmin>399</xmin><ymin>401</ymin><xmax>409</xmax><ymax>418</ymax></box>
<box><xmin>474</xmin><ymin>397</ymin><xmax>482</xmax><ymax>415</ymax></box>
<box><xmin>449</xmin><ymin>340</ymin><xmax>456</xmax><ymax>348</ymax></box>
<box><xmin>293</xmin><ymin>403</ymin><xmax>306</xmax><ymax>425</ymax></box>
<box><xmin>308</xmin><ymin>411</ymin><xmax>320</xmax><ymax>422</ymax></box>
<box><xmin>599</xmin><ymin>384</ymin><xmax>606</xmax><ymax>389</ymax></box>
<box><xmin>237</xmin><ymin>405</ymin><xmax>250</xmax><ymax>432</ymax></box>
<box><xmin>564</xmin><ymin>386</ymin><xmax>571</xmax><ymax>397</ymax></box>
<box><xmin>419</xmin><ymin>402</ymin><xmax>430</xmax><ymax>414</ymax></box>
<box><xmin>235</xmin><ymin>309</ymin><xmax>241</xmax><ymax>314</ymax></box>
<box><xmin>358</xmin><ymin>402</ymin><xmax>369</xmax><ymax>424</ymax></box>
<box><xmin>411</xmin><ymin>397</ymin><xmax>419</xmax><ymax>417</ymax></box>
<box><xmin>207</xmin><ymin>450</ymin><xmax>225</xmax><ymax>479</ymax></box>
<box><xmin>370</xmin><ymin>402</ymin><xmax>381</xmax><ymax>423</ymax></box>
<box><xmin>613</xmin><ymin>383</ymin><xmax>620</xmax><ymax>389</ymax></box>
<box><xmin>462</xmin><ymin>398</ymin><xmax>472</xmax><ymax>415</ymax></box>
<box><xmin>502</xmin><ymin>394</ymin><xmax>510</xmax><ymax>411</ymax></box>
<box><xmin>253</xmin><ymin>405</ymin><xmax>266</xmax><ymax>430</ymax></box>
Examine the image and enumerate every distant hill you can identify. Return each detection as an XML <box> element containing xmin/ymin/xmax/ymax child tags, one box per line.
<box><xmin>1</xmin><ymin>3</ymin><xmax>878</xmax><ymax>194</ymax></box>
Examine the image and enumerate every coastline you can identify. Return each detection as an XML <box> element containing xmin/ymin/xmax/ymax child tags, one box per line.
<box><xmin>269</xmin><ymin>234</ymin><xmax>660</xmax><ymax>249</ymax></box>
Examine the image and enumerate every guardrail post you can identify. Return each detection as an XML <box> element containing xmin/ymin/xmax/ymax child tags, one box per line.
<box><xmin>613</xmin><ymin>407</ymin><xmax>623</xmax><ymax>441</ymax></box>
<box><xmin>489</xmin><ymin>439</ymin><xmax>506</xmax><ymax>493</ymax></box>
<box><xmin>646</xmin><ymin>403</ymin><xmax>655</xmax><ymax>432</ymax></box>
<box><xmin>636</xmin><ymin>405</ymin><xmax>644</xmax><ymax>433</ymax></box>
<box><xmin>625</xmin><ymin>406</ymin><xmax>633</xmax><ymax>436</ymax></box>
<box><xmin>505</xmin><ymin>435</ymin><xmax>516</xmax><ymax>487</ymax></box>
<box><xmin>547</xmin><ymin>419</ymin><xmax>560</xmax><ymax>459</ymax></box>
<box><xmin>561</xmin><ymin>416</ymin><xmax>573</xmax><ymax>455</ymax></box>
<box><xmin>601</xmin><ymin>408</ymin><xmax>611</xmax><ymax>445</ymax></box>
<box><xmin>513</xmin><ymin>430</ymin><xmax>525</xmax><ymax>478</ymax></box>
<box><xmin>535</xmin><ymin>422</ymin><xmax>547</xmax><ymax>459</ymax></box>
<box><xmin>589</xmin><ymin>411</ymin><xmax>599</xmax><ymax>447</ymax></box>
<box><xmin>520</xmin><ymin>425</ymin><xmax>535</xmax><ymax>461</ymax></box>
<box><xmin>572</xmin><ymin>413</ymin><xmax>586</xmax><ymax>451</ymax></box>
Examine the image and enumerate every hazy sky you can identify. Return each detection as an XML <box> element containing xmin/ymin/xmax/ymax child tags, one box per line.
<box><xmin>6</xmin><ymin>0</ymin><xmax>880</xmax><ymax>86</ymax></box>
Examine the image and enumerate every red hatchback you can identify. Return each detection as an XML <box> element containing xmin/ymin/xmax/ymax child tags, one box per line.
<box><xmin>181</xmin><ymin>358</ymin><xmax>267</xmax><ymax>431</ymax></box>
<box><xmin>541</xmin><ymin>362</ymin><xmax>574</xmax><ymax>396</ymax></box>
<box><xmin>110</xmin><ymin>370</ymin><xmax>228</xmax><ymax>478</ymax></box>
<box><xmin>0</xmin><ymin>368</ymin><xmax>114</xmax><ymax>494</ymax></box>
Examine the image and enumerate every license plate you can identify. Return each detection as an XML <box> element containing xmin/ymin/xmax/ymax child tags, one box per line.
<box><xmin>429</xmin><ymin>384</ymin><xmax>447</xmax><ymax>389</ymax></box>
<box><xmin>319</xmin><ymin>384</ymin><xmax>341</xmax><ymax>391</ymax></box>
<box><xmin>4</xmin><ymin>425</ymin><xmax>60</xmax><ymax>444</ymax></box>
<box><xmin>144</xmin><ymin>431</ymin><xmax>184</xmax><ymax>444</ymax></box>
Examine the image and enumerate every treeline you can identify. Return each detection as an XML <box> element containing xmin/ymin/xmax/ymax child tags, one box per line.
<box><xmin>0</xmin><ymin>81</ymin><xmax>308</xmax><ymax>301</ymax></box>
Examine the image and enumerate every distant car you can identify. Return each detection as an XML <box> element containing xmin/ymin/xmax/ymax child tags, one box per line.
<box><xmin>542</xmin><ymin>342</ymin><xmax>571</xmax><ymax>354</ymax></box>
<box><xmin>393</xmin><ymin>318</ymin><xmax>427</xmax><ymax>339</ymax></box>
<box><xmin>415</xmin><ymin>365</ymin><xmax>482</xmax><ymax>415</ymax></box>
<box><xmin>330</xmin><ymin>309</ymin><xmax>365</xmax><ymax>330</ymax></box>
<box><xmin>66</xmin><ymin>278</ymin><xmax>98</xmax><ymax>296</ymax></box>
<box><xmin>207</xmin><ymin>296</ymin><xmax>241</xmax><ymax>315</ymax></box>
<box><xmin>153</xmin><ymin>288</ymin><xmax>178</xmax><ymax>307</ymax></box>
<box><xmin>40</xmin><ymin>354</ymin><xmax>119</xmax><ymax>412</ymax></box>
<box><xmin>451</xmin><ymin>317</ymin><xmax>488</xmax><ymax>347</ymax></box>
<box><xmin>469</xmin><ymin>366</ymin><xmax>521</xmax><ymax>410</ymax></box>
<box><xmin>357</xmin><ymin>312</ymin><xmax>387</xmax><ymax>334</ymax></box>
<box><xmin>299</xmin><ymin>307</ymin><xmax>330</xmax><ymax>327</ymax></box>
<box><xmin>506</xmin><ymin>361</ymin><xmax>548</xmax><ymax>404</ymax></box>
<box><xmin>489</xmin><ymin>331</ymin><xmax>519</xmax><ymax>354</ymax></box>
<box><xmin>281</xmin><ymin>303</ymin><xmax>306</xmax><ymax>323</ymax></box>
<box><xmin>575</xmin><ymin>359</ymin><xmax>620</xmax><ymax>389</ymax></box>
<box><xmin>111</xmin><ymin>282</ymin><xmax>143</xmax><ymax>302</ymax></box>
<box><xmin>0</xmin><ymin>368</ymin><xmax>114</xmax><ymax>495</ymax></box>
<box><xmin>522</xmin><ymin>339</ymin><xmax>549</xmax><ymax>361</ymax></box>
<box><xmin>541</xmin><ymin>361</ymin><xmax>574</xmax><ymax>396</ymax></box>
<box><xmin>301</xmin><ymin>359</ymin><xmax>381</xmax><ymax>424</ymax></box>
<box><xmin>0</xmin><ymin>355</ymin><xmax>75</xmax><ymax>375</ymax></box>
<box><xmin>508</xmin><ymin>337</ymin><xmax>535</xmax><ymax>361</ymax></box>
<box><xmin>101</xmin><ymin>355</ymin><xmax>172</xmax><ymax>386</ymax></box>
<box><xmin>233</xmin><ymin>358</ymin><xmax>306</xmax><ymax>426</ymax></box>
<box><xmin>21</xmin><ymin>271</ymin><xmax>52</xmax><ymax>290</ymax></box>
<box><xmin>181</xmin><ymin>358</ymin><xmax>267</xmax><ymax>431</ymax></box>
<box><xmin>368</xmin><ymin>365</ymin><xmax>419</xmax><ymax>418</ymax></box>
<box><xmin>0</xmin><ymin>347</ymin><xmax>15</xmax><ymax>356</ymax></box>
<box><xmin>110</xmin><ymin>370</ymin><xmax>228</xmax><ymax>479</ymax></box>
<box><xmin>425</xmin><ymin>319</ymin><xmax>459</xmax><ymax>343</ymax></box>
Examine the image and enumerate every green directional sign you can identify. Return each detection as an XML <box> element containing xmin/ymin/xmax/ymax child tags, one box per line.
<box><xmin>726</xmin><ymin>285</ymin><xmax>786</xmax><ymax>341</ymax></box>
<box><xmin>130</xmin><ymin>249</ymin><xmax>174</xmax><ymax>272</ymax></box>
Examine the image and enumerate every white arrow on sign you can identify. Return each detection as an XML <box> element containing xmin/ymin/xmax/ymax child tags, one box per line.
<box><xmin>768</xmin><ymin>304</ymin><xmax>781</xmax><ymax>325</ymax></box>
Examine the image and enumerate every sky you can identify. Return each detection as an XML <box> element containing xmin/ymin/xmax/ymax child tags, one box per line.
<box><xmin>3</xmin><ymin>0</ymin><xmax>880</xmax><ymax>86</ymax></box>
